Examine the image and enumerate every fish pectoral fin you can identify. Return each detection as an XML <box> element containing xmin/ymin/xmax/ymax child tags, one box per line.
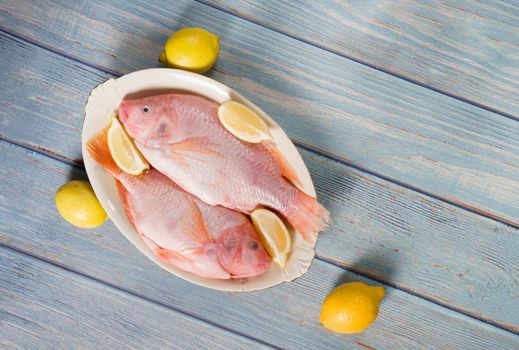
<box><xmin>141</xmin><ymin>234</ymin><xmax>194</xmax><ymax>264</ymax></box>
<box><xmin>179</xmin><ymin>199</ymin><xmax>215</xmax><ymax>246</ymax></box>
<box><xmin>167</xmin><ymin>137</ymin><xmax>224</xmax><ymax>162</ymax></box>
<box><xmin>263</xmin><ymin>141</ymin><xmax>303</xmax><ymax>189</ymax></box>
<box><xmin>157</xmin><ymin>247</ymin><xmax>194</xmax><ymax>264</ymax></box>
<box><xmin>182</xmin><ymin>242</ymin><xmax>222</xmax><ymax>259</ymax></box>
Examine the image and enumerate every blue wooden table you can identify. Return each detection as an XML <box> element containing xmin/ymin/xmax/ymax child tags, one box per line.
<box><xmin>1</xmin><ymin>1</ymin><xmax>518</xmax><ymax>348</ymax></box>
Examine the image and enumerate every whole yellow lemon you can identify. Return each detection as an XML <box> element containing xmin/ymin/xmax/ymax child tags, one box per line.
<box><xmin>159</xmin><ymin>27</ymin><xmax>219</xmax><ymax>74</ymax></box>
<box><xmin>320</xmin><ymin>282</ymin><xmax>385</xmax><ymax>334</ymax></box>
<box><xmin>55</xmin><ymin>180</ymin><xmax>107</xmax><ymax>229</ymax></box>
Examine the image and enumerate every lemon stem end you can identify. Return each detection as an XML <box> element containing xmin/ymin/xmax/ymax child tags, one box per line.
<box><xmin>159</xmin><ymin>52</ymin><xmax>167</xmax><ymax>65</ymax></box>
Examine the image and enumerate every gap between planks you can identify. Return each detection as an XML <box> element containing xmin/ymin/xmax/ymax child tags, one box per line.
<box><xmin>0</xmin><ymin>242</ymin><xmax>283</xmax><ymax>350</ymax></box>
<box><xmin>194</xmin><ymin>0</ymin><xmax>519</xmax><ymax>123</ymax></box>
<box><xmin>2</xmin><ymin>137</ymin><xmax>518</xmax><ymax>337</ymax></box>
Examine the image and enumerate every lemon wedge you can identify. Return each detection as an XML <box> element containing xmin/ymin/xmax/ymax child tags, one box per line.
<box><xmin>250</xmin><ymin>208</ymin><xmax>291</xmax><ymax>268</ymax></box>
<box><xmin>159</xmin><ymin>27</ymin><xmax>220</xmax><ymax>74</ymax></box>
<box><xmin>107</xmin><ymin>116</ymin><xmax>149</xmax><ymax>175</ymax></box>
<box><xmin>218</xmin><ymin>101</ymin><xmax>272</xmax><ymax>143</ymax></box>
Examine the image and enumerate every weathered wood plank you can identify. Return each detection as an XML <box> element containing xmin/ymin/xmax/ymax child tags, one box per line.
<box><xmin>1</xmin><ymin>0</ymin><xmax>518</xmax><ymax>226</ymax></box>
<box><xmin>309</xmin><ymin>149</ymin><xmax>519</xmax><ymax>330</ymax></box>
<box><xmin>210</xmin><ymin>0</ymin><xmax>519</xmax><ymax>116</ymax></box>
<box><xmin>0</xmin><ymin>247</ymin><xmax>270</xmax><ymax>350</ymax></box>
<box><xmin>1</xmin><ymin>141</ymin><xmax>519</xmax><ymax>349</ymax></box>
<box><xmin>1</xmin><ymin>26</ymin><xmax>519</xmax><ymax>330</ymax></box>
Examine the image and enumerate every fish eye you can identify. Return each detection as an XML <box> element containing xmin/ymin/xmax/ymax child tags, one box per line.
<box><xmin>250</xmin><ymin>241</ymin><xmax>258</xmax><ymax>250</ymax></box>
<box><xmin>142</xmin><ymin>105</ymin><xmax>152</xmax><ymax>114</ymax></box>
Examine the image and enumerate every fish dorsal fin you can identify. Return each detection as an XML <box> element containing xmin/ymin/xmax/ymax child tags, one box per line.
<box><xmin>115</xmin><ymin>180</ymin><xmax>137</xmax><ymax>228</ymax></box>
<box><xmin>263</xmin><ymin>141</ymin><xmax>303</xmax><ymax>189</ymax></box>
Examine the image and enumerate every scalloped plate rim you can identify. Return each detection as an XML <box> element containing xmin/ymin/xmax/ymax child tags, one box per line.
<box><xmin>81</xmin><ymin>68</ymin><xmax>318</xmax><ymax>291</ymax></box>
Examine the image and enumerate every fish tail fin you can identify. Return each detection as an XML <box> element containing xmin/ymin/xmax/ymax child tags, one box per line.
<box><xmin>264</xmin><ymin>141</ymin><xmax>303</xmax><ymax>189</ymax></box>
<box><xmin>89</xmin><ymin>130</ymin><xmax>135</xmax><ymax>226</ymax></box>
<box><xmin>285</xmin><ymin>189</ymin><xmax>330</xmax><ymax>242</ymax></box>
<box><xmin>86</xmin><ymin>127</ymin><xmax>122</xmax><ymax>178</ymax></box>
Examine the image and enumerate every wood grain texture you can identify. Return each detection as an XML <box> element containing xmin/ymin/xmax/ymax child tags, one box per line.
<box><xmin>1</xmin><ymin>0</ymin><xmax>519</xmax><ymax>226</ymax></box>
<box><xmin>1</xmin><ymin>141</ymin><xmax>519</xmax><ymax>349</ymax></box>
<box><xmin>210</xmin><ymin>0</ymin><xmax>519</xmax><ymax>116</ymax></box>
<box><xmin>308</xmin><ymin>150</ymin><xmax>519</xmax><ymax>331</ymax></box>
<box><xmin>0</xmin><ymin>247</ymin><xmax>270</xmax><ymax>350</ymax></box>
<box><xmin>0</xmin><ymin>20</ymin><xmax>519</xmax><ymax>330</ymax></box>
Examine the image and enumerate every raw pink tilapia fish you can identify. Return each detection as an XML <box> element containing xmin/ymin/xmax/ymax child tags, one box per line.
<box><xmin>87</xmin><ymin>128</ymin><xmax>271</xmax><ymax>279</ymax></box>
<box><xmin>119</xmin><ymin>93</ymin><xmax>330</xmax><ymax>241</ymax></box>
